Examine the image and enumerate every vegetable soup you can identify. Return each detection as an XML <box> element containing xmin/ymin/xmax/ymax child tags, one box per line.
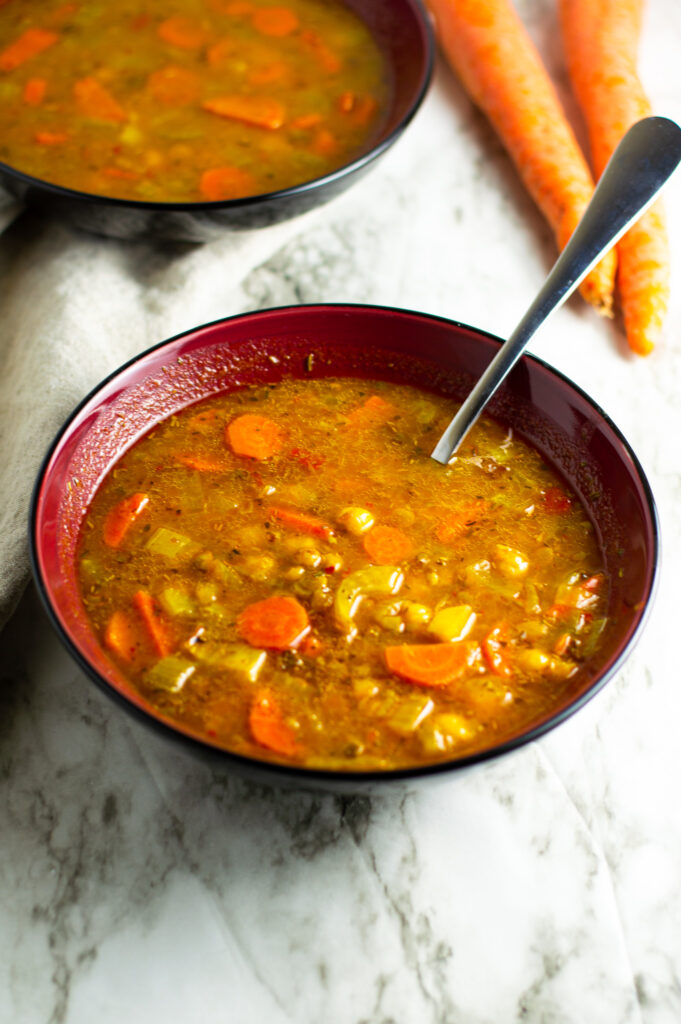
<box><xmin>76</xmin><ymin>377</ymin><xmax>611</xmax><ymax>771</ymax></box>
<box><xmin>0</xmin><ymin>1</ymin><xmax>389</xmax><ymax>202</ymax></box>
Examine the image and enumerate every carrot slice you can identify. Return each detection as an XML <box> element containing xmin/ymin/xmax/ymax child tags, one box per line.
<box><xmin>188</xmin><ymin>409</ymin><xmax>220</xmax><ymax>433</ymax></box>
<box><xmin>248</xmin><ymin>60</ymin><xmax>288</xmax><ymax>85</ymax></box>
<box><xmin>102</xmin><ymin>492</ymin><xmax>150</xmax><ymax>548</ymax></box>
<box><xmin>226</xmin><ymin>413</ymin><xmax>283</xmax><ymax>459</ymax></box>
<box><xmin>300</xmin><ymin>29</ymin><xmax>341</xmax><ymax>73</ymax></box>
<box><xmin>267</xmin><ymin>506</ymin><xmax>334</xmax><ymax>539</ymax></box>
<box><xmin>206</xmin><ymin>37</ymin><xmax>234</xmax><ymax>65</ymax></box>
<box><xmin>146</xmin><ymin>66</ymin><xmax>199</xmax><ymax>105</ymax></box>
<box><xmin>101</xmin><ymin>166</ymin><xmax>140</xmax><ymax>181</ymax></box>
<box><xmin>23</xmin><ymin>77</ymin><xmax>47</xmax><ymax>105</ymax></box>
<box><xmin>289</xmin><ymin>112</ymin><xmax>323</xmax><ymax>130</ymax></box>
<box><xmin>132</xmin><ymin>591</ymin><xmax>174</xmax><ymax>658</ymax></box>
<box><xmin>363</xmin><ymin>525</ymin><xmax>413</xmax><ymax>564</ymax></box>
<box><xmin>249</xmin><ymin>692</ymin><xmax>299</xmax><ymax>756</ymax></box>
<box><xmin>252</xmin><ymin>6</ymin><xmax>299</xmax><ymax>37</ymax></box>
<box><xmin>542</xmin><ymin>487</ymin><xmax>572</xmax><ymax>513</ymax></box>
<box><xmin>435</xmin><ymin>499</ymin><xmax>489</xmax><ymax>544</ymax></box>
<box><xmin>482</xmin><ymin>624</ymin><xmax>513</xmax><ymax>677</ymax></box>
<box><xmin>299</xmin><ymin>633</ymin><xmax>323</xmax><ymax>658</ymax></box>
<box><xmin>34</xmin><ymin>130</ymin><xmax>68</xmax><ymax>146</ymax></box>
<box><xmin>237</xmin><ymin>595</ymin><xmax>310</xmax><ymax>650</ymax></box>
<box><xmin>175</xmin><ymin>453</ymin><xmax>229</xmax><ymax>472</ymax></box>
<box><xmin>202</xmin><ymin>95</ymin><xmax>286</xmax><ymax>130</ymax></box>
<box><xmin>104</xmin><ymin>610</ymin><xmax>146</xmax><ymax>664</ymax></box>
<box><xmin>199</xmin><ymin>165</ymin><xmax>256</xmax><ymax>201</ymax></box>
<box><xmin>345</xmin><ymin>394</ymin><xmax>398</xmax><ymax>429</ymax></box>
<box><xmin>311</xmin><ymin>128</ymin><xmax>338</xmax><ymax>156</ymax></box>
<box><xmin>73</xmin><ymin>76</ymin><xmax>127</xmax><ymax>122</ymax></box>
<box><xmin>338</xmin><ymin>92</ymin><xmax>378</xmax><ymax>125</ymax></box>
<box><xmin>385</xmin><ymin>641</ymin><xmax>480</xmax><ymax>687</ymax></box>
<box><xmin>0</xmin><ymin>28</ymin><xmax>59</xmax><ymax>72</ymax></box>
<box><xmin>157</xmin><ymin>16</ymin><xmax>207</xmax><ymax>49</ymax></box>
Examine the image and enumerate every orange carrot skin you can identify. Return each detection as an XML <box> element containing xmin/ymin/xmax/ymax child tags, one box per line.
<box><xmin>132</xmin><ymin>590</ymin><xmax>174</xmax><ymax>657</ymax></box>
<box><xmin>0</xmin><ymin>27</ymin><xmax>59</xmax><ymax>72</ymax></box>
<box><xmin>237</xmin><ymin>595</ymin><xmax>310</xmax><ymax>650</ymax></box>
<box><xmin>102</xmin><ymin>492</ymin><xmax>150</xmax><ymax>548</ymax></box>
<box><xmin>267</xmin><ymin>506</ymin><xmax>334</xmax><ymax>539</ymax></box>
<box><xmin>559</xmin><ymin>0</ymin><xmax>669</xmax><ymax>354</ymax></box>
<box><xmin>249</xmin><ymin>692</ymin><xmax>299</xmax><ymax>757</ymax></box>
<box><xmin>385</xmin><ymin>641</ymin><xmax>480</xmax><ymax>687</ymax></box>
<box><xmin>424</xmin><ymin>0</ymin><xmax>616</xmax><ymax>315</ymax></box>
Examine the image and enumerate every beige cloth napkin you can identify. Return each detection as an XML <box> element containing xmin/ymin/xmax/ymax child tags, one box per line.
<box><xmin>0</xmin><ymin>200</ymin><xmax>331</xmax><ymax>631</ymax></box>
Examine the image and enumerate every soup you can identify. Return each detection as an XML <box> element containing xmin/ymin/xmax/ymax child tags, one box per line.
<box><xmin>75</xmin><ymin>377</ymin><xmax>610</xmax><ymax>771</ymax></box>
<box><xmin>0</xmin><ymin>0</ymin><xmax>389</xmax><ymax>202</ymax></box>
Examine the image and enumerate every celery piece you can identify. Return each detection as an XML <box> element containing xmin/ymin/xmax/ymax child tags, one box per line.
<box><xmin>145</xmin><ymin>656</ymin><xmax>195</xmax><ymax>693</ymax></box>
<box><xmin>145</xmin><ymin>526</ymin><xmax>201</xmax><ymax>561</ymax></box>
<box><xmin>334</xmin><ymin>565</ymin><xmax>404</xmax><ymax>638</ymax></box>
<box><xmin>158</xmin><ymin>587</ymin><xmax>197</xmax><ymax>618</ymax></box>
<box><xmin>388</xmin><ymin>696</ymin><xmax>434</xmax><ymax>736</ymax></box>
<box><xmin>191</xmin><ymin>641</ymin><xmax>266</xmax><ymax>682</ymax></box>
<box><xmin>580</xmin><ymin>617</ymin><xmax>609</xmax><ymax>659</ymax></box>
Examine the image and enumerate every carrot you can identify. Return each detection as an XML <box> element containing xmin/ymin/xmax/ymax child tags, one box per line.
<box><xmin>73</xmin><ymin>76</ymin><xmax>127</xmax><ymax>122</ymax></box>
<box><xmin>289</xmin><ymin>112</ymin><xmax>323</xmax><ymax>130</ymax></box>
<box><xmin>104</xmin><ymin>610</ymin><xmax>146</xmax><ymax>664</ymax></box>
<box><xmin>363</xmin><ymin>525</ymin><xmax>413</xmax><ymax>565</ymax></box>
<box><xmin>248</xmin><ymin>60</ymin><xmax>288</xmax><ymax>85</ymax></box>
<box><xmin>23</xmin><ymin>77</ymin><xmax>47</xmax><ymax>105</ymax></box>
<box><xmin>267</xmin><ymin>506</ymin><xmax>334</xmax><ymax>539</ymax></box>
<box><xmin>157</xmin><ymin>16</ymin><xmax>207</xmax><ymax>50</ymax></box>
<box><xmin>435</xmin><ymin>499</ymin><xmax>489</xmax><ymax>544</ymax></box>
<box><xmin>199</xmin><ymin>165</ymin><xmax>256</xmax><ymax>201</ymax></box>
<box><xmin>311</xmin><ymin>128</ymin><xmax>338</xmax><ymax>156</ymax></box>
<box><xmin>252</xmin><ymin>7</ymin><xmax>299</xmax><ymax>37</ymax></box>
<box><xmin>423</xmin><ymin>0</ymin><xmax>616</xmax><ymax>316</ymax></box>
<box><xmin>299</xmin><ymin>633</ymin><xmax>324</xmax><ymax>658</ymax></box>
<box><xmin>249</xmin><ymin>691</ymin><xmax>299</xmax><ymax>756</ymax></box>
<box><xmin>345</xmin><ymin>394</ymin><xmax>398</xmax><ymax>430</ymax></box>
<box><xmin>146</xmin><ymin>66</ymin><xmax>199</xmax><ymax>105</ymax></box>
<box><xmin>102</xmin><ymin>492</ymin><xmax>150</xmax><ymax>548</ymax></box>
<box><xmin>482</xmin><ymin>623</ymin><xmax>512</xmax><ymax>677</ymax></box>
<box><xmin>175</xmin><ymin>453</ymin><xmax>228</xmax><ymax>472</ymax></box>
<box><xmin>188</xmin><ymin>409</ymin><xmax>220</xmax><ymax>433</ymax></box>
<box><xmin>0</xmin><ymin>27</ymin><xmax>59</xmax><ymax>72</ymax></box>
<box><xmin>559</xmin><ymin>0</ymin><xmax>669</xmax><ymax>354</ymax></box>
<box><xmin>101</xmin><ymin>166</ymin><xmax>140</xmax><ymax>181</ymax></box>
<box><xmin>237</xmin><ymin>595</ymin><xmax>310</xmax><ymax>650</ymax></box>
<box><xmin>385</xmin><ymin>641</ymin><xmax>480</xmax><ymax>687</ymax></box>
<box><xmin>132</xmin><ymin>590</ymin><xmax>174</xmax><ymax>658</ymax></box>
<box><xmin>34</xmin><ymin>130</ymin><xmax>68</xmax><ymax>146</ymax></box>
<box><xmin>202</xmin><ymin>95</ymin><xmax>286</xmax><ymax>130</ymax></box>
<box><xmin>542</xmin><ymin>487</ymin><xmax>572</xmax><ymax>514</ymax></box>
<box><xmin>300</xmin><ymin>29</ymin><xmax>342</xmax><ymax>74</ymax></box>
<box><xmin>206</xmin><ymin>37</ymin><xmax>234</xmax><ymax>65</ymax></box>
<box><xmin>338</xmin><ymin>92</ymin><xmax>378</xmax><ymax>126</ymax></box>
<box><xmin>226</xmin><ymin>413</ymin><xmax>283</xmax><ymax>459</ymax></box>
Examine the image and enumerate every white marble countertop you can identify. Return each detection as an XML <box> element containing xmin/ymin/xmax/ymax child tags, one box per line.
<box><xmin>2</xmin><ymin>3</ymin><xmax>681</xmax><ymax>1022</ymax></box>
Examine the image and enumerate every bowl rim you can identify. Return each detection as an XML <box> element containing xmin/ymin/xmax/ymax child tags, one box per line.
<box><xmin>29</xmin><ymin>302</ymin><xmax>661</xmax><ymax>786</ymax></box>
<box><xmin>0</xmin><ymin>0</ymin><xmax>435</xmax><ymax>214</ymax></box>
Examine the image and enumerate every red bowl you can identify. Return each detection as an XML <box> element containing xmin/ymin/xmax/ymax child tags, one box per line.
<box><xmin>29</xmin><ymin>305</ymin><xmax>659</xmax><ymax>791</ymax></box>
<box><xmin>0</xmin><ymin>0</ymin><xmax>433</xmax><ymax>242</ymax></box>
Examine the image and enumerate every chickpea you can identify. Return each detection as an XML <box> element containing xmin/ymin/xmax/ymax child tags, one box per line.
<box><xmin>338</xmin><ymin>507</ymin><xmax>375</xmax><ymax>535</ymax></box>
<box><xmin>285</xmin><ymin>566</ymin><xmax>305</xmax><ymax>581</ymax></box>
<box><xmin>402</xmin><ymin>601</ymin><xmax>431</xmax><ymax>630</ymax></box>
<box><xmin>322</xmin><ymin>553</ymin><xmax>343</xmax><ymax>573</ymax></box>
<box><xmin>241</xmin><ymin>554</ymin><xmax>276</xmax><ymax>581</ymax></box>
<box><xmin>295</xmin><ymin>548</ymin><xmax>322</xmax><ymax>569</ymax></box>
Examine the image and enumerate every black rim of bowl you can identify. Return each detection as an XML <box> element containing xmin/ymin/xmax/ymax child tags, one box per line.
<box><xmin>1</xmin><ymin>1</ymin><xmax>435</xmax><ymax>215</ymax></box>
<box><xmin>29</xmin><ymin>303</ymin><xmax>661</xmax><ymax>786</ymax></box>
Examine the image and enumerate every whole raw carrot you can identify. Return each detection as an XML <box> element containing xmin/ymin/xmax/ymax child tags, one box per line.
<box><xmin>424</xmin><ymin>0</ymin><xmax>616</xmax><ymax>315</ymax></box>
<box><xmin>559</xmin><ymin>0</ymin><xmax>669</xmax><ymax>355</ymax></box>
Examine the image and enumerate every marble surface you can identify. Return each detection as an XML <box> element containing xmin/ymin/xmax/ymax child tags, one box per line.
<box><xmin>2</xmin><ymin>2</ymin><xmax>681</xmax><ymax>1021</ymax></box>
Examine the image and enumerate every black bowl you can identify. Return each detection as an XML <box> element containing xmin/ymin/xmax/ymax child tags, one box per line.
<box><xmin>0</xmin><ymin>0</ymin><xmax>433</xmax><ymax>242</ymax></box>
<box><xmin>30</xmin><ymin>305</ymin><xmax>659</xmax><ymax>793</ymax></box>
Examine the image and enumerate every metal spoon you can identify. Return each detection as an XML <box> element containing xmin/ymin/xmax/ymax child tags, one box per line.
<box><xmin>431</xmin><ymin>115</ymin><xmax>681</xmax><ymax>465</ymax></box>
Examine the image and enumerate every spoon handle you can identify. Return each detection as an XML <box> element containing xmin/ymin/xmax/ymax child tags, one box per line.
<box><xmin>431</xmin><ymin>115</ymin><xmax>681</xmax><ymax>465</ymax></box>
